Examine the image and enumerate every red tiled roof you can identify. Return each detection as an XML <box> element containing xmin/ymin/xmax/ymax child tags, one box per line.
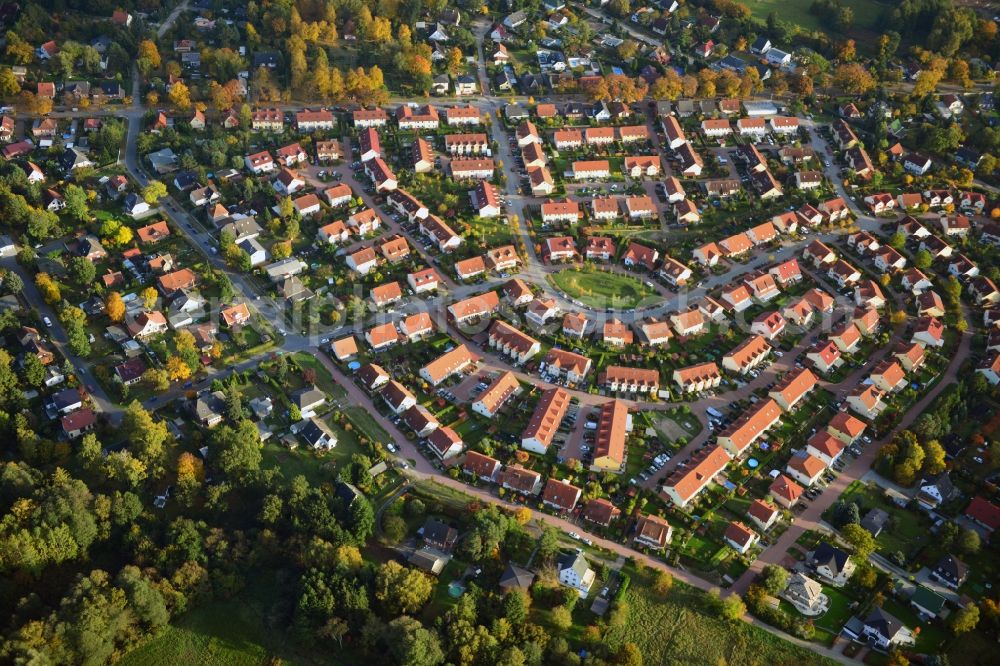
<box><xmin>965</xmin><ymin>497</ymin><xmax>1000</xmax><ymax>531</ymax></box>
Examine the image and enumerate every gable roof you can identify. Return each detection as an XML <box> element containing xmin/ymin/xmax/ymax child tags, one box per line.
<box><xmin>770</xmin><ymin>474</ymin><xmax>803</xmax><ymax>503</ymax></box>
<box><xmin>542</xmin><ymin>478</ymin><xmax>581</xmax><ymax>510</ymax></box>
<box><xmin>583</xmin><ymin>498</ymin><xmax>621</xmax><ymax>526</ymax></box>
<box><xmin>965</xmin><ymin>496</ymin><xmax>1000</xmax><ymax>531</ymax></box>
<box><xmin>521</xmin><ymin>387</ymin><xmax>570</xmax><ymax>448</ymax></box>
<box><xmin>813</xmin><ymin>542</ymin><xmax>850</xmax><ymax>574</ymax></box>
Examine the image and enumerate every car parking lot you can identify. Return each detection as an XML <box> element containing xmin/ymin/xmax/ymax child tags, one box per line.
<box><xmin>446</xmin><ymin>371</ymin><xmax>494</xmax><ymax>403</ymax></box>
<box><xmin>558</xmin><ymin>404</ymin><xmax>595</xmax><ymax>464</ymax></box>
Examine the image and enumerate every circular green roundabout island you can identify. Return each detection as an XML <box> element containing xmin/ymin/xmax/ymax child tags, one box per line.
<box><xmin>548</xmin><ymin>268</ymin><xmax>660</xmax><ymax>310</ymax></box>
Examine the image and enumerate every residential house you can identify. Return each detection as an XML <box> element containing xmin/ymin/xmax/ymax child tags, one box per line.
<box><xmin>366</xmin><ymin>322</ymin><xmax>401</xmax><ymax>351</ymax></box>
<box><xmin>811</xmin><ymin>542</ymin><xmax>855</xmax><ymax>586</ymax></box>
<box><xmin>747</xmin><ymin>499</ymin><xmax>780</xmax><ymax>532</ymax></box>
<box><xmin>427</xmin><ymin>426</ymin><xmax>464</xmax><ymax>460</ymax></box>
<box><xmin>662</xmin><ymin>445</ymin><xmax>731</xmax><ymax>508</ymax></box>
<box><xmin>381</xmin><ymin>381</ymin><xmax>417</xmax><ymax>414</ymax></box>
<box><xmin>770</xmin><ymin>474</ymin><xmax>804</xmax><ymax>508</ymax></box>
<box><xmin>724</xmin><ymin>521</ymin><xmax>759</xmax><ymax>554</ymax></box>
<box><xmin>847</xmin><ymin>385</ymin><xmax>886</xmax><ymax>419</ymax></box>
<box><xmin>463</xmin><ymin>451</ymin><xmax>502</xmax><ymax>482</ymax></box>
<box><xmin>521</xmin><ymin>387</ymin><xmax>570</xmax><ymax>454</ymax></box>
<box><xmin>634</xmin><ymin>514</ymin><xmax>673</xmax><ymax>549</ymax></box>
<box><xmin>930</xmin><ymin>554</ymin><xmax>968</xmax><ymax>589</ymax></box>
<box><xmin>672</xmin><ymin>362</ymin><xmax>721</xmax><ymax>393</ymax></box>
<box><xmin>543</xmin><ymin>478</ymin><xmax>582</xmax><ymax>513</ymax></box>
<box><xmin>557</xmin><ymin>551</ymin><xmax>595</xmax><ymax>597</ymax></box>
<box><xmin>471</xmin><ymin>372</ymin><xmax>521</xmax><ymax>418</ymax></box>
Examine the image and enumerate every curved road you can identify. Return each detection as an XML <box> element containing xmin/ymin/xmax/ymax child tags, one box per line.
<box><xmin>8</xmin><ymin>26</ymin><xmax>977</xmax><ymax>662</ymax></box>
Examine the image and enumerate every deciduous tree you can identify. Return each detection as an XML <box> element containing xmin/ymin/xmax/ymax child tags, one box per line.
<box><xmin>140</xmin><ymin>287</ymin><xmax>158</xmax><ymax>310</ymax></box>
<box><xmin>833</xmin><ymin>63</ymin><xmax>876</xmax><ymax>95</ymax></box>
<box><xmin>375</xmin><ymin>560</ymin><xmax>433</xmax><ymax>615</ymax></box>
<box><xmin>841</xmin><ymin>523</ymin><xmax>876</xmax><ymax>560</ymax></box>
<box><xmin>142</xmin><ymin>180</ymin><xmax>167</xmax><ymax>204</ymax></box>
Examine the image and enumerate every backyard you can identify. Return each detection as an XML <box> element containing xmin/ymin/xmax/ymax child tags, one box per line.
<box><xmin>290</xmin><ymin>351</ymin><xmax>346</xmax><ymax>399</ymax></box>
<box><xmin>826</xmin><ymin>481</ymin><xmax>932</xmax><ymax>559</ymax></box>
<box><xmin>603</xmin><ymin>567</ymin><xmax>839</xmax><ymax>665</ymax></box>
<box><xmin>548</xmin><ymin>268</ymin><xmax>659</xmax><ymax>309</ymax></box>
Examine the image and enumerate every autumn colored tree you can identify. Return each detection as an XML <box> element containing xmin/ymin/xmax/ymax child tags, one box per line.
<box><xmin>166</xmin><ymin>356</ymin><xmax>192</xmax><ymax>381</ymax></box>
<box><xmin>137</xmin><ymin>40</ymin><xmax>161</xmax><ymax>76</ymax></box>
<box><xmin>18</xmin><ymin>90</ymin><xmax>52</xmax><ymax>115</ymax></box>
<box><xmin>617</xmin><ymin>39</ymin><xmax>640</xmax><ymax>61</ymax></box>
<box><xmin>446</xmin><ymin>47</ymin><xmax>463</xmax><ymax>76</ymax></box>
<box><xmin>716</xmin><ymin>69</ymin><xmax>740</xmax><ymax>98</ymax></box>
<box><xmin>5</xmin><ymin>31</ymin><xmax>33</xmax><ymax>64</ymax></box>
<box><xmin>176</xmin><ymin>452</ymin><xmax>205</xmax><ymax>485</ymax></box>
<box><xmin>140</xmin><ymin>287</ymin><xmax>158</xmax><ymax>310</ymax></box>
<box><xmin>368</xmin><ymin>16</ymin><xmax>392</xmax><ymax>43</ymax></box>
<box><xmin>833</xmin><ymin>63</ymin><xmax>876</xmax><ymax>95</ymax></box>
<box><xmin>948</xmin><ymin>59</ymin><xmax>972</xmax><ymax>88</ymax></box>
<box><xmin>912</xmin><ymin>68</ymin><xmax>945</xmax><ymax>97</ymax></box>
<box><xmin>35</xmin><ymin>273</ymin><xmax>61</xmax><ymax>305</ymax></box>
<box><xmin>580</xmin><ymin>76</ymin><xmax>609</xmax><ymax>102</ymax></box>
<box><xmin>653</xmin><ymin>570</ymin><xmax>673</xmax><ymax>596</ymax></box>
<box><xmin>650</xmin><ymin>70</ymin><xmax>682</xmax><ymax>100</ymax></box>
<box><xmin>739</xmin><ymin>68</ymin><xmax>762</xmax><ymax>98</ymax></box>
<box><xmin>142</xmin><ymin>181</ymin><xmax>167</xmax><ymax>204</ymax></box>
<box><xmin>790</xmin><ymin>72</ymin><xmax>814</xmax><ymax>98</ymax></box>
<box><xmin>208</xmin><ymin>80</ymin><xmax>238</xmax><ymax>111</ymax></box>
<box><xmin>142</xmin><ymin>368</ymin><xmax>170</xmax><ymax>391</ymax></box>
<box><xmin>167</xmin><ymin>81</ymin><xmax>192</xmax><ymax>110</ymax></box>
<box><xmin>836</xmin><ymin>39</ymin><xmax>856</xmax><ymax>62</ymax></box>
<box><xmin>0</xmin><ymin>67</ymin><xmax>20</xmax><ymax>98</ymax></box>
<box><xmin>105</xmin><ymin>292</ymin><xmax>125</xmax><ymax>322</ymax></box>
<box><xmin>682</xmin><ymin>74</ymin><xmax>698</xmax><ymax>98</ymax></box>
<box><xmin>611</xmin><ymin>74</ymin><xmax>648</xmax><ymax>103</ymax></box>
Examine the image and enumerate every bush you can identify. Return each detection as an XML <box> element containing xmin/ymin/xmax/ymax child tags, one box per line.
<box><xmin>382</xmin><ymin>515</ymin><xmax>407</xmax><ymax>544</ymax></box>
<box><xmin>550</xmin><ymin>606</ymin><xmax>572</xmax><ymax>630</ymax></box>
<box><xmin>613</xmin><ymin>573</ymin><xmax>630</xmax><ymax>602</ymax></box>
<box><xmin>652</xmin><ymin>570</ymin><xmax>673</xmax><ymax>597</ymax></box>
<box><xmin>404</xmin><ymin>498</ymin><xmax>425</xmax><ymax>519</ymax></box>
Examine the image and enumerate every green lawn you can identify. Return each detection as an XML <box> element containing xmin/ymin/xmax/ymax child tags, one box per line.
<box><xmin>291</xmin><ymin>352</ymin><xmax>346</xmax><ymax>399</ymax></box>
<box><xmin>343</xmin><ymin>406</ymin><xmax>392</xmax><ymax>446</ymax></box>
<box><xmin>679</xmin><ymin>532</ymin><xmax>725</xmax><ymax>564</ymax></box>
<box><xmin>603</xmin><ymin>568</ymin><xmax>838</xmax><ymax>665</ymax></box>
<box><xmin>261</xmin><ymin>440</ymin><xmax>338</xmax><ymax>486</ymax></box>
<box><xmin>812</xmin><ymin>586</ymin><xmax>858</xmax><ymax>636</ymax></box>
<box><xmin>829</xmin><ymin>481</ymin><xmax>931</xmax><ymax>558</ymax></box>
<box><xmin>744</xmin><ymin>0</ymin><xmax>889</xmax><ymax>32</ymax></box>
<box><xmin>548</xmin><ymin>269</ymin><xmax>658</xmax><ymax>309</ymax></box>
<box><xmin>946</xmin><ymin>625</ymin><xmax>998</xmax><ymax>665</ymax></box>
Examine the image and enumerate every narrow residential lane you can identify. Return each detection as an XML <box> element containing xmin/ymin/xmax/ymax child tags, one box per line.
<box><xmin>729</xmin><ymin>317</ymin><xmax>973</xmax><ymax>596</ymax></box>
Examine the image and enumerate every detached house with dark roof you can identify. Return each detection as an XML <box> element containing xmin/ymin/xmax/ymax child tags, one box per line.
<box><xmin>930</xmin><ymin>554</ymin><xmax>968</xmax><ymax>589</ymax></box>
<box><xmin>810</xmin><ymin>542</ymin><xmax>855</xmax><ymax>587</ymax></box>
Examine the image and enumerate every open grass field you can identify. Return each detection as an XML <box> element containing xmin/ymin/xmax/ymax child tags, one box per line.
<box><xmin>744</xmin><ymin>0</ymin><xmax>889</xmax><ymax>32</ymax></box>
<box><xmin>603</xmin><ymin>568</ymin><xmax>839</xmax><ymax>665</ymax></box>
<box><xmin>343</xmin><ymin>406</ymin><xmax>391</xmax><ymax>446</ymax></box>
<box><xmin>548</xmin><ymin>269</ymin><xmax>658</xmax><ymax>309</ymax></box>
<box><xmin>291</xmin><ymin>352</ymin><xmax>346</xmax><ymax>399</ymax></box>
<box><xmin>119</xmin><ymin>571</ymin><xmax>343</xmax><ymax>666</ymax></box>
